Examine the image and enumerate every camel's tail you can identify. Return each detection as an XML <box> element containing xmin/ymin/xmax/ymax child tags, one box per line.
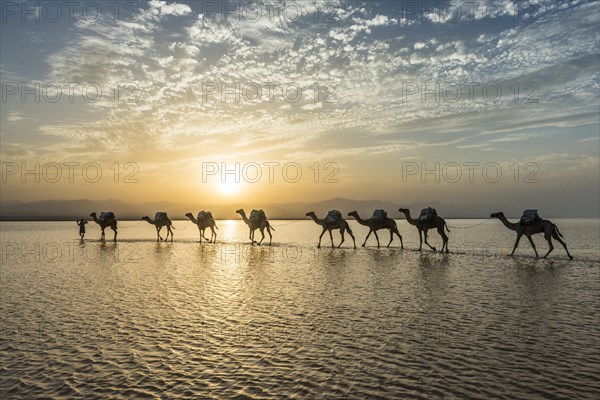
<box><xmin>172</xmin><ymin>224</ymin><xmax>176</xmax><ymax>229</ymax></box>
<box><xmin>214</xmin><ymin>222</ymin><xmax>219</xmax><ymax>230</ymax></box>
<box><xmin>553</xmin><ymin>224</ymin><xmax>563</xmax><ymax>238</ymax></box>
<box><xmin>444</xmin><ymin>220</ymin><xmax>450</xmax><ymax>233</ymax></box>
<box><xmin>268</xmin><ymin>221</ymin><xmax>276</xmax><ymax>231</ymax></box>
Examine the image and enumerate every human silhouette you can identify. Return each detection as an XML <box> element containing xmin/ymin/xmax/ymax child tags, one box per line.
<box><xmin>77</xmin><ymin>218</ymin><xmax>88</xmax><ymax>239</ymax></box>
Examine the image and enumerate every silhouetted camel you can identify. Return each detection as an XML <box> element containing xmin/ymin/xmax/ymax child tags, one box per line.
<box><xmin>347</xmin><ymin>211</ymin><xmax>403</xmax><ymax>248</ymax></box>
<box><xmin>398</xmin><ymin>208</ymin><xmax>449</xmax><ymax>253</ymax></box>
<box><xmin>490</xmin><ymin>212</ymin><xmax>573</xmax><ymax>259</ymax></box>
<box><xmin>142</xmin><ymin>212</ymin><xmax>174</xmax><ymax>242</ymax></box>
<box><xmin>306</xmin><ymin>211</ymin><xmax>356</xmax><ymax>249</ymax></box>
<box><xmin>90</xmin><ymin>212</ymin><xmax>118</xmax><ymax>242</ymax></box>
<box><xmin>185</xmin><ymin>212</ymin><xmax>218</xmax><ymax>243</ymax></box>
<box><xmin>236</xmin><ymin>209</ymin><xmax>274</xmax><ymax>245</ymax></box>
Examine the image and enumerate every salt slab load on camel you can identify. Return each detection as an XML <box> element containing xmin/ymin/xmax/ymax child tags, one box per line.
<box><xmin>419</xmin><ymin>207</ymin><xmax>438</xmax><ymax>222</ymax></box>
<box><xmin>325</xmin><ymin>210</ymin><xmax>342</xmax><ymax>225</ymax></box>
<box><xmin>250</xmin><ymin>209</ymin><xmax>267</xmax><ymax>222</ymax></box>
<box><xmin>520</xmin><ymin>209</ymin><xmax>541</xmax><ymax>225</ymax></box>
<box><xmin>372</xmin><ymin>209</ymin><xmax>388</xmax><ymax>221</ymax></box>
<box><xmin>197</xmin><ymin>211</ymin><xmax>213</xmax><ymax>221</ymax></box>
<box><xmin>154</xmin><ymin>212</ymin><xmax>168</xmax><ymax>222</ymax></box>
<box><xmin>98</xmin><ymin>212</ymin><xmax>115</xmax><ymax>223</ymax></box>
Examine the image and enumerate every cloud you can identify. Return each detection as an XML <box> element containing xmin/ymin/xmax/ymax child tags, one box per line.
<box><xmin>1</xmin><ymin>0</ymin><xmax>598</xmax><ymax>179</ymax></box>
<box><xmin>5</xmin><ymin>111</ymin><xmax>26</xmax><ymax>123</ymax></box>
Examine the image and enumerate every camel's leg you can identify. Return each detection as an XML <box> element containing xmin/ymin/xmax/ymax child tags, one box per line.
<box><xmin>317</xmin><ymin>229</ymin><xmax>326</xmax><ymax>248</ymax></box>
<box><xmin>211</xmin><ymin>227</ymin><xmax>217</xmax><ymax>243</ymax></box>
<box><xmin>329</xmin><ymin>229</ymin><xmax>335</xmax><ymax>248</ymax></box>
<box><xmin>373</xmin><ymin>230</ymin><xmax>381</xmax><ymax>248</ymax></box>
<box><xmin>510</xmin><ymin>234</ymin><xmax>522</xmax><ymax>256</ymax></box>
<box><xmin>257</xmin><ymin>227</ymin><xmax>265</xmax><ymax>245</ymax></box>
<box><xmin>438</xmin><ymin>227</ymin><xmax>448</xmax><ymax>253</ymax></box>
<box><xmin>100</xmin><ymin>227</ymin><xmax>105</xmax><ymax>241</ymax></box>
<box><xmin>552</xmin><ymin>231</ymin><xmax>573</xmax><ymax>259</ymax></box>
<box><xmin>156</xmin><ymin>226</ymin><xmax>163</xmax><ymax>241</ymax></box>
<box><xmin>362</xmin><ymin>230</ymin><xmax>372</xmax><ymax>247</ymax></box>
<box><xmin>348</xmin><ymin>230</ymin><xmax>357</xmax><ymax>249</ymax></box>
<box><xmin>113</xmin><ymin>227</ymin><xmax>117</xmax><ymax>242</ymax></box>
<box><xmin>423</xmin><ymin>230</ymin><xmax>436</xmax><ymax>251</ymax></box>
<box><xmin>249</xmin><ymin>229</ymin><xmax>255</xmax><ymax>244</ymax></box>
<box><xmin>197</xmin><ymin>227</ymin><xmax>202</xmax><ymax>243</ymax></box>
<box><xmin>168</xmin><ymin>226</ymin><xmax>173</xmax><ymax>242</ymax></box>
<box><xmin>386</xmin><ymin>229</ymin><xmax>394</xmax><ymax>247</ymax></box>
<box><xmin>526</xmin><ymin>235</ymin><xmax>539</xmax><ymax>257</ymax></box>
<box><xmin>542</xmin><ymin>235</ymin><xmax>554</xmax><ymax>258</ymax></box>
<box><xmin>267</xmin><ymin>226</ymin><xmax>272</xmax><ymax>246</ymax></box>
<box><xmin>338</xmin><ymin>229</ymin><xmax>345</xmax><ymax>248</ymax></box>
<box><xmin>395</xmin><ymin>228</ymin><xmax>404</xmax><ymax>249</ymax></box>
<box><xmin>418</xmin><ymin>229</ymin><xmax>423</xmax><ymax>251</ymax></box>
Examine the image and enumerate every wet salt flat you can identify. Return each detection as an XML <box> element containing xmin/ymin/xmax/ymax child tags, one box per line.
<box><xmin>1</xmin><ymin>219</ymin><xmax>599</xmax><ymax>399</ymax></box>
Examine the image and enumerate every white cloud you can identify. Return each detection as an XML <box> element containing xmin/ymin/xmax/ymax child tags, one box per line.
<box><xmin>5</xmin><ymin>111</ymin><xmax>25</xmax><ymax>123</ymax></box>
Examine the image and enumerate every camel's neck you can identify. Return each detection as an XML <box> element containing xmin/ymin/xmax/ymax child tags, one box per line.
<box><xmin>352</xmin><ymin>214</ymin><xmax>369</xmax><ymax>226</ymax></box>
<box><xmin>308</xmin><ymin>214</ymin><xmax>324</xmax><ymax>225</ymax></box>
<box><xmin>92</xmin><ymin>215</ymin><xmax>99</xmax><ymax>224</ymax></box>
<box><xmin>498</xmin><ymin>215</ymin><xmax>517</xmax><ymax>231</ymax></box>
<box><xmin>143</xmin><ymin>218</ymin><xmax>155</xmax><ymax>225</ymax></box>
<box><xmin>239</xmin><ymin>211</ymin><xmax>251</xmax><ymax>225</ymax></box>
<box><xmin>401</xmin><ymin>211</ymin><xmax>417</xmax><ymax>226</ymax></box>
<box><xmin>187</xmin><ymin>215</ymin><xmax>198</xmax><ymax>224</ymax></box>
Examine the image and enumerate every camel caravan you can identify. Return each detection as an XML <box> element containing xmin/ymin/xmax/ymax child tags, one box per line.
<box><xmin>86</xmin><ymin>207</ymin><xmax>574</xmax><ymax>259</ymax></box>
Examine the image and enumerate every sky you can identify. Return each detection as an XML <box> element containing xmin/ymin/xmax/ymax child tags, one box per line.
<box><xmin>0</xmin><ymin>0</ymin><xmax>599</xmax><ymax>215</ymax></box>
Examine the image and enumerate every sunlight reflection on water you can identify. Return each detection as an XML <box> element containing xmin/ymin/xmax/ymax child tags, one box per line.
<box><xmin>1</xmin><ymin>220</ymin><xmax>599</xmax><ymax>399</ymax></box>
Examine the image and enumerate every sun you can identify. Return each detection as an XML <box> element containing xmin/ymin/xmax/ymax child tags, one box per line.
<box><xmin>217</xmin><ymin>179</ymin><xmax>242</xmax><ymax>196</ymax></box>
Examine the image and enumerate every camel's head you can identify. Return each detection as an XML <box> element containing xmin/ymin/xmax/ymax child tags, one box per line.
<box><xmin>305</xmin><ymin>211</ymin><xmax>315</xmax><ymax>217</ymax></box>
<box><xmin>490</xmin><ymin>212</ymin><xmax>503</xmax><ymax>219</ymax></box>
<box><xmin>141</xmin><ymin>216</ymin><xmax>151</xmax><ymax>221</ymax></box>
<box><xmin>398</xmin><ymin>208</ymin><xmax>409</xmax><ymax>213</ymax></box>
<box><xmin>90</xmin><ymin>212</ymin><xmax>96</xmax><ymax>217</ymax></box>
<box><xmin>235</xmin><ymin>209</ymin><xmax>243</xmax><ymax>215</ymax></box>
<box><xmin>348</xmin><ymin>211</ymin><xmax>357</xmax><ymax>217</ymax></box>
<box><xmin>185</xmin><ymin>213</ymin><xmax>193</xmax><ymax>218</ymax></box>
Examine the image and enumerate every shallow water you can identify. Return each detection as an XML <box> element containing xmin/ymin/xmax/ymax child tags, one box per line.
<box><xmin>1</xmin><ymin>219</ymin><xmax>599</xmax><ymax>399</ymax></box>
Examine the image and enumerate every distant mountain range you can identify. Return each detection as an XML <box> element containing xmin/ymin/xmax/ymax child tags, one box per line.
<box><xmin>0</xmin><ymin>197</ymin><xmax>587</xmax><ymax>220</ymax></box>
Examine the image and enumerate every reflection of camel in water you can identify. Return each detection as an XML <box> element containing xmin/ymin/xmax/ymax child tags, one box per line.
<box><xmin>90</xmin><ymin>212</ymin><xmax>117</xmax><ymax>242</ymax></box>
<box><xmin>306</xmin><ymin>211</ymin><xmax>356</xmax><ymax>249</ymax></box>
<box><xmin>398</xmin><ymin>208</ymin><xmax>449</xmax><ymax>253</ymax></box>
<box><xmin>236</xmin><ymin>209</ymin><xmax>274</xmax><ymax>246</ymax></box>
<box><xmin>490</xmin><ymin>212</ymin><xmax>573</xmax><ymax>259</ymax></box>
<box><xmin>185</xmin><ymin>213</ymin><xmax>218</xmax><ymax>243</ymax></box>
<box><xmin>142</xmin><ymin>213</ymin><xmax>174</xmax><ymax>242</ymax></box>
<box><xmin>347</xmin><ymin>211</ymin><xmax>403</xmax><ymax>248</ymax></box>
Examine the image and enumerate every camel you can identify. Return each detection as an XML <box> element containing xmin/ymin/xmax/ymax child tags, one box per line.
<box><xmin>398</xmin><ymin>208</ymin><xmax>449</xmax><ymax>253</ymax></box>
<box><xmin>347</xmin><ymin>211</ymin><xmax>403</xmax><ymax>248</ymax></box>
<box><xmin>236</xmin><ymin>209</ymin><xmax>274</xmax><ymax>245</ymax></box>
<box><xmin>90</xmin><ymin>212</ymin><xmax>118</xmax><ymax>242</ymax></box>
<box><xmin>490</xmin><ymin>212</ymin><xmax>573</xmax><ymax>259</ymax></box>
<box><xmin>142</xmin><ymin>212</ymin><xmax>174</xmax><ymax>242</ymax></box>
<box><xmin>185</xmin><ymin>212</ymin><xmax>218</xmax><ymax>243</ymax></box>
<box><xmin>306</xmin><ymin>211</ymin><xmax>356</xmax><ymax>249</ymax></box>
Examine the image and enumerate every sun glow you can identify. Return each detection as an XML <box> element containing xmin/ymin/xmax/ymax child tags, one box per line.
<box><xmin>217</xmin><ymin>180</ymin><xmax>242</xmax><ymax>196</ymax></box>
